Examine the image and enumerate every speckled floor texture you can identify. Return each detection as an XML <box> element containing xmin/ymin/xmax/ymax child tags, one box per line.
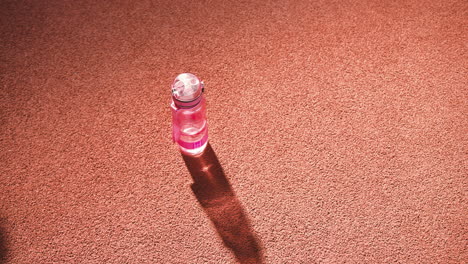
<box><xmin>1</xmin><ymin>0</ymin><xmax>467</xmax><ymax>263</ymax></box>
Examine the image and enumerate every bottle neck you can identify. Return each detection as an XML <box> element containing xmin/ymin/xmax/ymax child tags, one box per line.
<box><xmin>172</xmin><ymin>94</ymin><xmax>203</xmax><ymax>109</ymax></box>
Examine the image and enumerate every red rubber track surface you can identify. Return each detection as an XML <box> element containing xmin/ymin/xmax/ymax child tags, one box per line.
<box><xmin>1</xmin><ymin>1</ymin><xmax>467</xmax><ymax>263</ymax></box>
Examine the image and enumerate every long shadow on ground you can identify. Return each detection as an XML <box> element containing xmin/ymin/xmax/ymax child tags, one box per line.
<box><xmin>182</xmin><ymin>143</ymin><xmax>264</xmax><ymax>264</ymax></box>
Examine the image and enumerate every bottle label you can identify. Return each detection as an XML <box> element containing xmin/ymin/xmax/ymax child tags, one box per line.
<box><xmin>177</xmin><ymin>130</ymin><xmax>208</xmax><ymax>150</ymax></box>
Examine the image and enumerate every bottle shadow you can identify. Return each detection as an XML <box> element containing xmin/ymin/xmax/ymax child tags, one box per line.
<box><xmin>181</xmin><ymin>143</ymin><xmax>264</xmax><ymax>264</ymax></box>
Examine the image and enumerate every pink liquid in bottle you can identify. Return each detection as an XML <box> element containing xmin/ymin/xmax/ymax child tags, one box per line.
<box><xmin>171</xmin><ymin>73</ymin><xmax>208</xmax><ymax>155</ymax></box>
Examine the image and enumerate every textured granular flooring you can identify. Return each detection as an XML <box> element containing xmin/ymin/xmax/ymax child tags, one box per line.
<box><xmin>1</xmin><ymin>0</ymin><xmax>467</xmax><ymax>263</ymax></box>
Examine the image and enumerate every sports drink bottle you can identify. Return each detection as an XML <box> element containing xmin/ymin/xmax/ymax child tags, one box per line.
<box><xmin>171</xmin><ymin>73</ymin><xmax>208</xmax><ymax>155</ymax></box>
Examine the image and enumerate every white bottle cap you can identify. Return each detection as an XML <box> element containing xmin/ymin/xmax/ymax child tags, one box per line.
<box><xmin>171</xmin><ymin>73</ymin><xmax>203</xmax><ymax>102</ymax></box>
